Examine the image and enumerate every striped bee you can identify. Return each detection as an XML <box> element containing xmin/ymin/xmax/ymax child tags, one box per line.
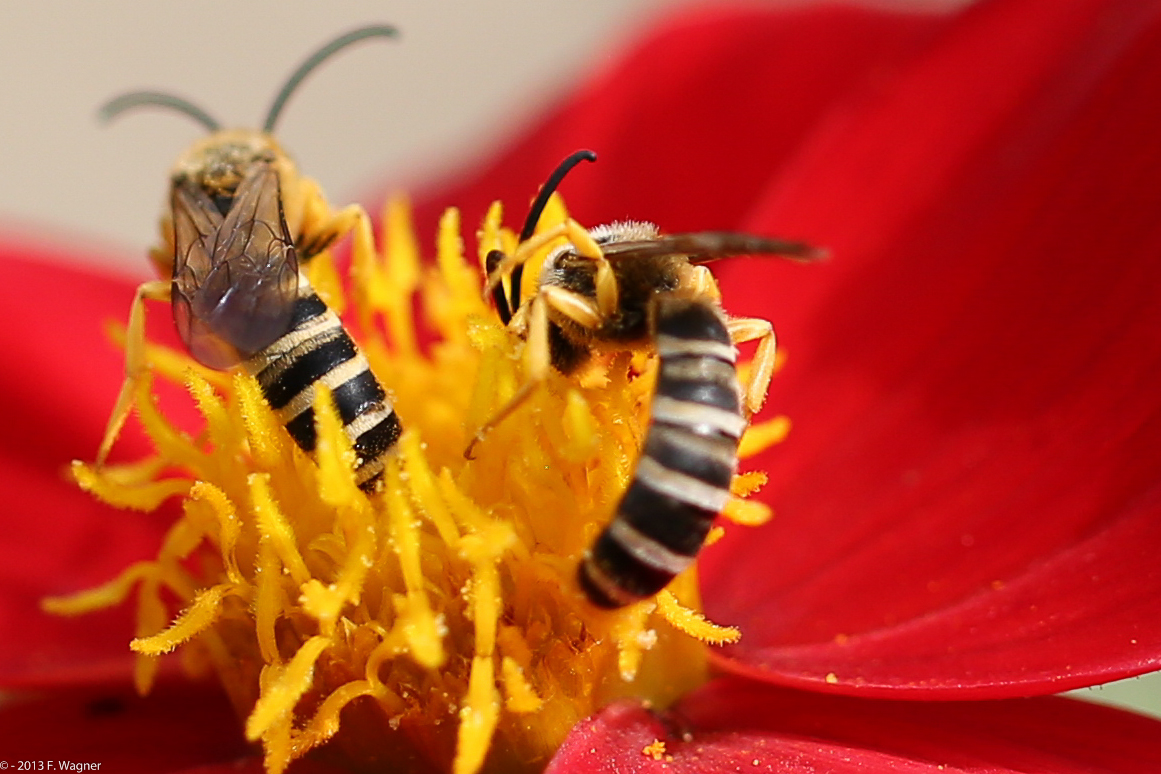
<box><xmin>477</xmin><ymin>151</ymin><xmax>821</xmax><ymax>607</ymax></box>
<box><xmin>96</xmin><ymin>25</ymin><xmax>401</xmax><ymax>491</ymax></box>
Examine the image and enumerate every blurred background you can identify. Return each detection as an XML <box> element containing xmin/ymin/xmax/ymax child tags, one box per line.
<box><xmin>1</xmin><ymin>0</ymin><xmax>1156</xmax><ymax>719</ymax></box>
<box><xmin>0</xmin><ymin>0</ymin><xmax>965</xmax><ymax>276</ymax></box>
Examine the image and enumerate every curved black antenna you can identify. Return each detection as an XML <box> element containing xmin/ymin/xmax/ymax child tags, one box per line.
<box><xmin>263</xmin><ymin>24</ymin><xmax>399</xmax><ymax>133</ymax></box>
<box><xmin>508</xmin><ymin>149</ymin><xmax>598</xmax><ymax>313</ymax></box>
<box><xmin>98</xmin><ymin>91</ymin><xmax>221</xmax><ymax>132</ymax></box>
<box><xmin>519</xmin><ymin>149</ymin><xmax>597</xmax><ymax>241</ymax></box>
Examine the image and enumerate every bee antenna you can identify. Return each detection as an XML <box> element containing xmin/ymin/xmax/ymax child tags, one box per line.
<box><xmin>507</xmin><ymin>149</ymin><xmax>597</xmax><ymax>314</ymax></box>
<box><xmin>98</xmin><ymin>91</ymin><xmax>221</xmax><ymax>132</ymax></box>
<box><xmin>264</xmin><ymin>24</ymin><xmax>399</xmax><ymax>133</ymax></box>
<box><xmin>519</xmin><ymin>149</ymin><xmax>598</xmax><ymax>241</ymax></box>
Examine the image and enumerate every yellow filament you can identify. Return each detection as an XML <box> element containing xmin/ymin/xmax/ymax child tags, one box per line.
<box><xmin>385</xmin><ymin>458</ymin><xmax>445</xmax><ymax>670</ymax></box>
<box><xmin>311</xmin><ymin>385</ymin><xmax>362</xmax><ymax>508</ymax></box>
<box><xmin>131</xmin><ymin>584</ymin><xmax>234</xmax><ymax>655</ymax></box>
<box><xmin>41</xmin><ymin>561</ymin><xmax>156</xmax><ymax>616</ymax></box>
<box><xmin>235</xmin><ymin>374</ymin><xmax>289</xmax><ymax>469</ymax></box>
<box><xmin>254</xmin><ymin>540</ymin><xmax>282</xmax><ymax>666</ymax></box>
<box><xmin>722</xmin><ymin>496</ymin><xmax>773</xmax><ymax>527</ymax></box>
<box><xmin>247</xmin><ymin>635</ymin><xmax>331</xmax><ymax>740</ymax></box>
<box><xmin>456</xmin><ymin>656</ymin><xmax>500</xmax><ymax>774</ymax></box>
<box><xmin>250</xmin><ymin>474</ymin><xmax>310</xmax><ymax>587</ymax></box>
<box><xmin>738</xmin><ymin>415</ymin><xmax>792</xmax><ymax>458</ymax></box>
<box><xmin>656</xmin><ymin>591</ymin><xmax>741</xmax><ymax>645</ymax></box>
<box><xmin>500</xmin><ymin>657</ymin><xmax>543</xmax><ymax>713</ymax></box>
<box><xmin>478</xmin><ymin>200</ymin><xmax>505</xmax><ymax>272</ymax></box>
<box><xmin>187</xmin><ymin>482</ymin><xmax>244</xmax><ymax>585</ymax></box>
<box><xmin>71</xmin><ymin>461</ymin><xmax>190</xmax><ymax>511</ymax></box>
<box><xmin>305</xmin><ymin>248</ymin><xmax>345</xmax><ymax>314</ymax></box>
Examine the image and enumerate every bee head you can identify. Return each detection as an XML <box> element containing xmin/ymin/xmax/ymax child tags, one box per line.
<box><xmin>99</xmin><ymin>25</ymin><xmax>398</xmax><ymax>275</ymax></box>
<box><xmin>171</xmin><ymin>131</ymin><xmax>292</xmax><ymax>216</ymax></box>
<box><xmin>98</xmin><ymin>24</ymin><xmax>399</xmax><ymax>215</ymax></box>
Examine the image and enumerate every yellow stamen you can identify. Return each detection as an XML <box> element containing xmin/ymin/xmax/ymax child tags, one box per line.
<box><xmin>71</xmin><ymin>459</ymin><xmax>190</xmax><ymax>511</ymax></box>
<box><xmin>500</xmin><ymin>657</ymin><xmax>543</xmax><ymax>713</ymax></box>
<box><xmin>704</xmin><ymin>525</ymin><xmax>726</xmax><ymax>546</ymax></box>
<box><xmin>738</xmin><ymin>414</ymin><xmax>792</xmax><ymax>459</ymax></box>
<box><xmin>722</xmin><ymin>496</ymin><xmax>773</xmax><ymax>527</ymax></box>
<box><xmin>384</xmin><ymin>459</ymin><xmax>446</xmax><ymax>670</ymax></box>
<box><xmin>731</xmin><ymin>470</ymin><xmax>768</xmax><ymax>498</ymax></box>
<box><xmin>247</xmin><ymin>635</ymin><xmax>331</xmax><ymax>740</ymax></box>
<box><xmin>131</xmin><ymin>584</ymin><xmax>234</xmax><ymax>655</ymax></box>
<box><xmin>52</xmin><ymin>195</ymin><xmax>785</xmax><ymax>774</ymax></box>
<box><xmin>41</xmin><ymin>561</ymin><xmax>156</xmax><ymax>616</ymax></box>
<box><xmin>655</xmin><ymin>591</ymin><xmax>740</xmax><ymax>645</ymax></box>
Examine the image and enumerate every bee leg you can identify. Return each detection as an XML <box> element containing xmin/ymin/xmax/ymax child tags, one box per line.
<box><xmin>465</xmin><ymin>285</ymin><xmax>602</xmax><ymax>458</ymax></box>
<box><xmin>483</xmin><ymin>224</ymin><xmax>561</xmax><ymax>301</ymax></box>
<box><xmin>96</xmin><ymin>279</ymin><xmax>172</xmax><ymax>467</ymax></box>
<box><xmin>298</xmin><ymin>192</ymin><xmax>368</xmax><ymax>260</ymax></box>
<box><xmin>726</xmin><ymin>317</ymin><xmax>777</xmax><ymax>418</ymax></box>
<box><xmin>558</xmin><ymin>219</ymin><xmax>619</xmax><ymax>318</ymax></box>
<box><xmin>483</xmin><ymin>218</ymin><xmax>606</xmax><ymax>304</ymax></box>
<box><xmin>346</xmin><ymin>204</ymin><xmax>381</xmax><ymax>328</ymax></box>
<box><xmin>684</xmin><ymin>265</ymin><xmax>723</xmax><ymax>304</ymax></box>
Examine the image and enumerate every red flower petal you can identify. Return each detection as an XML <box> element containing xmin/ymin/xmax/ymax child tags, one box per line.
<box><xmin>548</xmin><ymin>677</ymin><xmax>1161</xmax><ymax>773</ymax></box>
<box><xmin>5</xmin><ymin>0</ymin><xmax>1159</xmax><ymax>728</ymax></box>
<box><xmin>0</xmin><ymin>246</ymin><xmax>184</xmax><ymax>688</ymax></box>
<box><xmin>397</xmin><ymin>4</ymin><xmax>948</xmax><ymax>243</ymax></box>
<box><xmin>0</xmin><ymin>681</ymin><xmax>249</xmax><ymax>773</ymax></box>
<box><xmin>168</xmin><ymin>759</ymin><xmax>339</xmax><ymax>774</ymax></box>
<box><xmin>699</xmin><ymin>0</ymin><xmax>1161</xmax><ymax>694</ymax></box>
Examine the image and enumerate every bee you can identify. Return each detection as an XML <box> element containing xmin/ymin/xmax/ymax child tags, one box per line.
<box><xmin>96</xmin><ymin>25</ymin><xmax>401</xmax><ymax>491</ymax></box>
<box><xmin>475</xmin><ymin>150</ymin><xmax>822</xmax><ymax>607</ymax></box>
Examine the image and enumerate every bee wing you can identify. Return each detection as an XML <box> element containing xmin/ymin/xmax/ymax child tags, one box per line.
<box><xmin>171</xmin><ymin>161</ymin><xmax>300</xmax><ymax>370</ymax></box>
<box><xmin>601</xmin><ymin>232</ymin><xmax>824</xmax><ymax>264</ymax></box>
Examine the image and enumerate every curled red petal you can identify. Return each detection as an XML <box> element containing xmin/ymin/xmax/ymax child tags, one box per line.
<box><xmin>712</xmin><ymin>505</ymin><xmax>1161</xmax><ymax>698</ymax></box>
<box><xmin>698</xmin><ymin>0</ymin><xmax>1161</xmax><ymax>695</ymax></box>
<box><xmin>548</xmin><ymin>677</ymin><xmax>1161</xmax><ymax>773</ymax></box>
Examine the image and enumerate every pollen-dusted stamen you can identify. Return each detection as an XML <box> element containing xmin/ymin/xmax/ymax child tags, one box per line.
<box><xmin>46</xmin><ymin>196</ymin><xmax>789</xmax><ymax>774</ymax></box>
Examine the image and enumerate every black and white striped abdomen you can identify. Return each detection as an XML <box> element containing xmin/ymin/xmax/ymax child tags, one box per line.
<box><xmin>243</xmin><ymin>275</ymin><xmax>402</xmax><ymax>491</ymax></box>
<box><xmin>579</xmin><ymin>297</ymin><xmax>744</xmax><ymax>608</ymax></box>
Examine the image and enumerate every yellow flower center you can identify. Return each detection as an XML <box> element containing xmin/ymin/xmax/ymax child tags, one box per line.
<box><xmin>45</xmin><ymin>195</ymin><xmax>786</xmax><ymax>774</ymax></box>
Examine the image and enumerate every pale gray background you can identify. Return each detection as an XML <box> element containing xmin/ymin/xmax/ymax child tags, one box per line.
<box><xmin>0</xmin><ymin>0</ymin><xmax>1156</xmax><ymax>719</ymax></box>
<box><xmin>0</xmin><ymin>0</ymin><xmax>967</xmax><ymax>276</ymax></box>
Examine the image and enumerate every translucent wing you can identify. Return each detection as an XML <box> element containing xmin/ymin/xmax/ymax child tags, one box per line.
<box><xmin>171</xmin><ymin>160</ymin><xmax>300</xmax><ymax>369</ymax></box>
<box><xmin>600</xmin><ymin>232</ymin><xmax>822</xmax><ymax>264</ymax></box>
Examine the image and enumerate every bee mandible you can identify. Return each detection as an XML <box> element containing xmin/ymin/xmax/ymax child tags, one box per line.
<box><xmin>96</xmin><ymin>25</ymin><xmax>401</xmax><ymax>491</ymax></box>
<box><xmin>475</xmin><ymin>150</ymin><xmax>823</xmax><ymax>607</ymax></box>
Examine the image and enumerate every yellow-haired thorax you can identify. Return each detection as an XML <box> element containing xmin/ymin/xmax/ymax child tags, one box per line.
<box><xmin>49</xmin><ymin>194</ymin><xmax>785</xmax><ymax>774</ymax></box>
<box><xmin>170</xmin><ymin>130</ymin><xmax>292</xmax><ymax>197</ymax></box>
<box><xmin>150</xmin><ymin>129</ymin><xmax>346</xmax><ymax>278</ymax></box>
